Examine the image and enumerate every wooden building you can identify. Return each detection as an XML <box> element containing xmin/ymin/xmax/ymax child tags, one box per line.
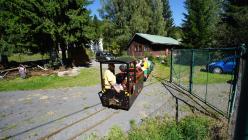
<box><xmin>127</xmin><ymin>33</ymin><xmax>180</xmax><ymax>57</ymax></box>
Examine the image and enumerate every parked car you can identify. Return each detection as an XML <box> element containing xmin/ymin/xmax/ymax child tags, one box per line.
<box><xmin>206</xmin><ymin>56</ymin><xmax>237</xmax><ymax>74</ymax></box>
<box><xmin>95</xmin><ymin>51</ymin><xmax>115</xmax><ymax>62</ymax></box>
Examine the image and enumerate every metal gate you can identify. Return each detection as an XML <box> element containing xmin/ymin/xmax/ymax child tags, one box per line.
<box><xmin>170</xmin><ymin>48</ymin><xmax>239</xmax><ymax>118</ymax></box>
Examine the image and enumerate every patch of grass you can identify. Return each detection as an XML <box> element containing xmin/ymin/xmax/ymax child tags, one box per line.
<box><xmin>152</xmin><ymin>60</ymin><xmax>170</xmax><ymax>80</ymax></box>
<box><xmin>9</xmin><ymin>53</ymin><xmax>49</xmax><ymax>62</ymax></box>
<box><xmin>2</xmin><ymin>124</ymin><xmax>17</xmax><ymax>132</ymax></box>
<box><xmin>106</xmin><ymin>125</ymin><xmax>127</xmax><ymax>140</ymax></box>
<box><xmin>105</xmin><ymin>115</ymin><xmax>226</xmax><ymax>140</ymax></box>
<box><xmin>0</xmin><ymin>68</ymin><xmax>100</xmax><ymax>91</ymax></box>
<box><xmin>173</xmin><ymin>64</ymin><xmax>232</xmax><ymax>84</ymax></box>
<box><xmin>179</xmin><ymin>104</ymin><xmax>192</xmax><ymax>112</ymax></box>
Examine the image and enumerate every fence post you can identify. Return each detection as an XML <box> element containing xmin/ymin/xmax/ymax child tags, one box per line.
<box><xmin>205</xmin><ymin>50</ymin><xmax>210</xmax><ymax>103</ymax></box>
<box><xmin>170</xmin><ymin>49</ymin><xmax>173</xmax><ymax>82</ymax></box>
<box><xmin>228</xmin><ymin>48</ymin><xmax>240</xmax><ymax>120</ymax></box>
<box><xmin>189</xmin><ymin>49</ymin><xmax>194</xmax><ymax>94</ymax></box>
<box><xmin>231</xmin><ymin>44</ymin><xmax>248</xmax><ymax>140</ymax></box>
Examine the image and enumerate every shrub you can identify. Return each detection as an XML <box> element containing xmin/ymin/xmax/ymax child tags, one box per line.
<box><xmin>179</xmin><ymin>116</ymin><xmax>213</xmax><ymax>140</ymax></box>
<box><xmin>106</xmin><ymin>126</ymin><xmax>127</xmax><ymax>140</ymax></box>
<box><xmin>160</xmin><ymin>122</ymin><xmax>183</xmax><ymax>140</ymax></box>
<box><xmin>104</xmin><ymin>115</ymin><xmax>221</xmax><ymax>140</ymax></box>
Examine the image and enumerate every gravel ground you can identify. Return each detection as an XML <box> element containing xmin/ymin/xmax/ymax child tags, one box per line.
<box><xmin>0</xmin><ymin>78</ymin><xmax>178</xmax><ymax>140</ymax></box>
<box><xmin>192</xmin><ymin>83</ymin><xmax>232</xmax><ymax>114</ymax></box>
<box><xmin>0</xmin><ymin>61</ymin><xmax>228</xmax><ymax>140</ymax></box>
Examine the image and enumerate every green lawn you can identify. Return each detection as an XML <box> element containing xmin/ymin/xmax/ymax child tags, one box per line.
<box><xmin>9</xmin><ymin>53</ymin><xmax>49</xmax><ymax>62</ymax></box>
<box><xmin>149</xmin><ymin>61</ymin><xmax>231</xmax><ymax>84</ymax></box>
<box><xmin>152</xmin><ymin>61</ymin><xmax>170</xmax><ymax>80</ymax></box>
<box><xmin>0</xmin><ymin>59</ymin><xmax>231</xmax><ymax>91</ymax></box>
<box><xmin>0</xmin><ymin>68</ymin><xmax>100</xmax><ymax>91</ymax></box>
<box><xmin>172</xmin><ymin>64</ymin><xmax>233</xmax><ymax>84</ymax></box>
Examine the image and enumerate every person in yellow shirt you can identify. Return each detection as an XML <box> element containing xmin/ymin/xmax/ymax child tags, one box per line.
<box><xmin>104</xmin><ymin>63</ymin><xmax>116</xmax><ymax>90</ymax></box>
<box><xmin>104</xmin><ymin>63</ymin><xmax>120</xmax><ymax>102</ymax></box>
<box><xmin>142</xmin><ymin>57</ymin><xmax>148</xmax><ymax>81</ymax></box>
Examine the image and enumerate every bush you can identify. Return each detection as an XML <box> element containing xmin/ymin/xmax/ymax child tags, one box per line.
<box><xmin>179</xmin><ymin>116</ymin><xmax>213</xmax><ymax>140</ymax></box>
<box><xmin>44</xmin><ymin>58</ymin><xmax>61</xmax><ymax>69</ymax></box>
<box><xmin>104</xmin><ymin>115</ymin><xmax>222</xmax><ymax>140</ymax></box>
<box><xmin>106</xmin><ymin>126</ymin><xmax>127</xmax><ymax>140</ymax></box>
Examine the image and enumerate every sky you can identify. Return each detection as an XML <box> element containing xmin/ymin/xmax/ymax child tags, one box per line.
<box><xmin>87</xmin><ymin>0</ymin><xmax>186</xmax><ymax>27</ymax></box>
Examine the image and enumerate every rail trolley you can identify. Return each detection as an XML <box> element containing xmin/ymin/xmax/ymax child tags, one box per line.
<box><xmin>98</xmin><ymin>57</ymin><xmax>144</xmax><ymax>110</ymax></box>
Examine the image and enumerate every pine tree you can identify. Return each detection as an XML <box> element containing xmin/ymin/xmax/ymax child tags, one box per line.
<box><xmin>161</xmin><ymin>0</ymin><xmax>174</xmax><ymax>36</ymax></box>
<box><xmin>100</xmin><ymin>0</ymin><xmax>153</xmax><ymax>54</ymax></box>
<box><xmin>148</xmin><ymin>0</ymin><xmax>166</xmax><ymax>36</ymax></box>
<box><xmin>0</xmin><ymin>0</ymin><xmax>94</xmax><ymax>66</ymax></box>
<box><xmin>182</xmin><ymin>0</ymin><xmax>220</xmax><ymax>48</ymax></box>
<box><xmin>216</xmin><ymin>0</ymin><xmax>248</xmax><ymax>47</ymax></box>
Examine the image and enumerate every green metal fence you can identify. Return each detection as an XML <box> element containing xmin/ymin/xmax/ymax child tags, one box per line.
<box><xmin>170</xmin><ymin>48</ymin><xmax>239</xmax><ymax>118</ymax></box>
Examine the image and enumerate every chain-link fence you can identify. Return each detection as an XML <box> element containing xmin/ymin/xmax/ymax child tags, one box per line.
<box><xmin>170</xmin><ymin>48</ymin><xmax>239</xmax><ymax>118</ymax></box>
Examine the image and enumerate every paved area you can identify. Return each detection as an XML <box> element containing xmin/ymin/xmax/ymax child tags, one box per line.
<box><xmin>0</xmin><ymin>61</ymin><xmax>228</xmax><ymax>139</ymax></box>
<box><xmin>0</xmin><ymin>76</ymin><xmax>180</xmax><ymax>140</ymax></box>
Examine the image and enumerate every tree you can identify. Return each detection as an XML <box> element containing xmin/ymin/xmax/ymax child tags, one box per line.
<box><xmin>216</xmin><ymin>0</ymin><xmax>248</xmax><ymax>47</ymax></box>
<box><xmin>99</xmin><ymin>0</ymin><xmax>152</xmax><ymax>54</ymax></box>
<box><xmin>100</xmin><ymin>0</ymin><xmax>173</xmax><ymax>54</ymax></box>
<box><xmin>0</xmin><ymin>0</ymin><xmax>94</xmax><ymax>67</ymax></box>
<box><xmin>148</xmin><ymin>0</ymin><xmax>166</xmax><ymax>36</ymax></box>
<box><xmin>161</xmin><ymin>0</ymin><xmax>174</xmax><ymax>36</ymax></box>
<box><xmin>182</xmin><ymin>0</ymin><xmax>220</xmax><ymax>48</ymax></box>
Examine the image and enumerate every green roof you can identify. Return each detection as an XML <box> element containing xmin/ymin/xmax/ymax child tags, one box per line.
<box><xmin>136</xmin><ymin>33</ymin><xmax>180</xmax><ymax>45</ymax></box>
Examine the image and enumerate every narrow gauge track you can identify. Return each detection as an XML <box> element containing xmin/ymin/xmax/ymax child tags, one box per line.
<box><xmin>143</xmin><ymin>74</ymin><xmax>168</xmax><ymax>88</ymax></box>
<box><xmin>3</xmin><ymin>73</ymin><xmax>161</xmax><ymax>140</ymax></box>
<box><xmin>38</xmin><ymin>107</ymin><xmax>106</xmax><ymax>140</ymax></box>
<box><xmin>68</xmin><ymin>110</ymin><xmax>120</xmax><ymax>140</ymax></box>
<box><xmin>1</xmin><ymin>103</ymin><xmax>102</xmax><ymax>140</ymax></box>
<box><xmin>39</xmin><ymin>76</ymin><xmax>160</xmax><ymax>140</ymax></box>
<box><xmin>39</xmin><ymin>109</ymin><xmax>119</xmax><ymax>140</ymax></box>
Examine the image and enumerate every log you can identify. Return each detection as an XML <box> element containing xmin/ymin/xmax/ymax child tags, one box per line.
<box><xmin>0</xmin><ymin>67</ymin><xmax>19</xmax><ymax>73</ymax></box>
<box><xmin>37</xmin><ymin>65</ymin><xmax>48</xmax><ymax>71</ymax></box>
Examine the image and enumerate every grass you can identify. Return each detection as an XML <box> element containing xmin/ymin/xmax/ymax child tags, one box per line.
<box><xmin>172</xmin><ymin>64</ymin><xmax>232</xmax><ymax>84</ymax></box>
<box><xmin>104</xmin><ymin>115</ymin><xmax>227</xmax><ymax>140</ymax></box>
<box><xmin>152</xmin><ymin>60</ymin><xmax>170</xmax><ymax>80</ymax></box>
<box><xmin>9</xmin><ymin>53</ymin><xmax>49</xmax><ymax>62</ymax></box>
<box><xmin>0</xmin><ymin>68</ymin><xmax>100</xmax><ymax>91</ymax></box>
<box><xmin>1</xmin><ymin>57</ymin><xmax>231</xmax><ymax>91</ymax></box>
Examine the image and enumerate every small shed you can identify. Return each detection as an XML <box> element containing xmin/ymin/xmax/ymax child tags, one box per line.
<box><xmin>127</xmin><ymin>33</ymin><xmax>180</xmax><ymax>57</ymax></box>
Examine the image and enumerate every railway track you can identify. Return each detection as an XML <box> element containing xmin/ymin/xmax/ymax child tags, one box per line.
<box><xmin>68</xmin><ymin>110</ymin><xmax>120</xmax><ymax>140</ymax></box>
<box><xmin>38</xmin><ymin>107</ymin><xmax>105</xmax><ymax>140</ymax></box>
<box><xmin>38</xmin><ymin>76</ymin><xmax>160</xmax><ymax>140</ymax></box>
<box><xmin>38</xmin><ymin>106</ymin><xmax>120</xmax><ymax>140</ymax></box>
<box><xmin>1</xmin><ymin>73</ymin><xmax>163</xmax><ymax>140</ymax></box>
<box><xmin>1</xmin><ymin>103</ymin><xmax>102</xmax><ymax>140</ymax></box>
<box><xmin>143</xmin><ymin>74</ymin><xmax>168</xmax><ymax>88</ymax></box>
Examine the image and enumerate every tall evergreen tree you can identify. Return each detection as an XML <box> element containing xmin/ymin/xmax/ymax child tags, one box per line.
<box><xmin>100</xmin><ymin>0</ymin><xmax>172</xmax><ymax>54</ymax></box>
<box><xmin>100</xmin><ymin>0</ymin><xmax>152</xmax><ymax>54</ymax></box>
<box><xmin>161</xmin><ymin>0</ymin><xmax>174</xmax><ymax>36</ymax></box>
<box><xmin>216</xmin><ymin>0</ymin><xmax>248</xmax><ymax>47</ymax></box>
<box><xmin>182</xmin><ymin>0</ymin><xmax>220</xmax><ymax>48</ymax></box>
<box><xmin>0</xmin><ymin>0</ymin><xmax>94</xmax><ymax>66</ymax></box>
<box><xmin>148</xmin><ymin>0</ymin><xmax>166</xmax><ymax>36</ymax></box>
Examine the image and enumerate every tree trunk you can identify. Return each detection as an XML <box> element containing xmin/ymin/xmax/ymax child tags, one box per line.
<box><xmin>0</xmin><ymin>55</ymin><xmax>9</xmax><ymax>68</ymax></box>
<box><xmin>60</xmin><ymin>44</ymin><xmax>67</xmax><ymax>66</ymax></box>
